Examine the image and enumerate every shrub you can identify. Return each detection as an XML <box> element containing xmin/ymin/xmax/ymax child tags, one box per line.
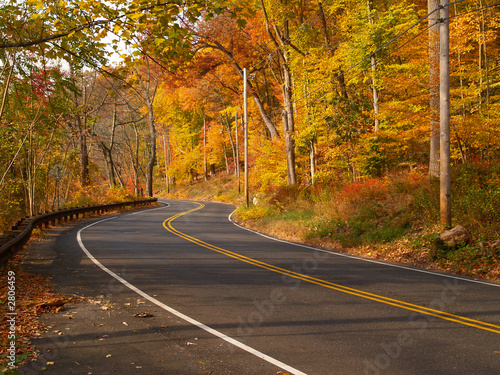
<box><xmin>452</xmin><ymin>162</ymin><xmax>500</xmax><ymax>241</ymax></box>
<box><xmin>234</xmin><ymin>205</ymin><xmax>273</xmax><ymax>221</ymax></box>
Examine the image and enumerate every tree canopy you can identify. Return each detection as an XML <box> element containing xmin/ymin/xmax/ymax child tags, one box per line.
<box><xmin>1</xmin><ymin>0</ymin><xmax>500</xmax><ymax>231</ymax></box>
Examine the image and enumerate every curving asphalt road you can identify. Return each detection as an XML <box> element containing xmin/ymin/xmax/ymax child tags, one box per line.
<box><xmin>20</xmin><ymin>199</ymin><xmax>500</xmax><ymax>375</ymax></box>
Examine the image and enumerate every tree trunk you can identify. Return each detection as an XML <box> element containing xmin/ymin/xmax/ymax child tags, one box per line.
<box><xmin>79</xmin><ymin>122</ymin><xmax>89</xmax><ymax>186</ymax></box>
<box><xmin>101</xmin><ymin>145</ymin><xmax>116</xmax><ymax>186</ymax></box>
<box><xmin>223</xmin><ymin>144</ymin><xmax>230</xmax><ymax>174</ymax></box>
<box><xmin>100</xmin><ymin>98</ymin><xmax>119</xmax><ymax>187</ymax></box>
<box><xmin>478</xmin><ymin>0</ymin><xmax>490</xmax><ymax>116</ymax></box>
<box><xmin>367</xmin><ymin>0</ymin><xmax>380</xmax><ymax>132</ymax></box>
<box><xmin>282</xmin><ymin>110</ymin><xmax>297</xmax><ymax>185</ymax></box>
<box><xmin>282</xmin><ymin>78</ymin><xmax>297</xmax><ymax>185</ymax></box>
<box><xmin>429</xmin><ymin>0</ymin><xmax>440</xmax><ymax>177</ymax></box>
<box><xmin>310</xmin><ymin>139</ymin><xmax>316</xmax><ymax>184</ymax></box>
<box><xmin>222</xmin><ymin>113</ymin><xmax>237</xmax><ymax>173</ymax></box>
<box><xmin>250</xmin><ymin>91</ymin><xmax>280</xmax><ymax>139</ymax></box>
<box><xmin>145</xmin><ymin>105</ymin><xmax>156</xmax><ymax>197</ymax></box>
<box><xmin>0</xmin><ymin>56</ymin><xmax>14</xmax><ymax>123</ymax></box>
<box><xmin>261</xmin><ymin>0</ymin><xmax>297</xmax><ymax>185</ymax></box>
<box><xmin>72</xmin><ymin>73</ymin><xmax>89</xmax><ymax>186</ymax></box>
<box><xmin>131</xmin><ymin>124</ymin><xmax>140</xmax><ymax>196</ymax></box>
<box><xmin>203</xmin><ymin>110</ymin><xmax>208</xmax><ymax>180</ymax></box>
<box><xmin>132</xmin><ymin>60</ymin><xmax>159</xmax><ymax>198</ymax></box>
<box><xmin>163</xmin><ymin>135</ymin><xmax>170</xmax><ymax>193</ymax></box>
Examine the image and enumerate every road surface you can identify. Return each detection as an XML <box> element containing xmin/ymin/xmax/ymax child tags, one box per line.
<box><xmin>20</xmin><ymin>199</ymin><xmax>500</xmax><ymax>374</ymax></box>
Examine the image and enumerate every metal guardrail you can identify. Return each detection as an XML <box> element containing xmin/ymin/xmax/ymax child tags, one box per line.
<box><xmin>0</xmin><ymin>198</ymin><xmax>158</xmax><ymax>264</ymax></box>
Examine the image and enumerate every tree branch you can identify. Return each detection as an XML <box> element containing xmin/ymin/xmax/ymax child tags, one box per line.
<box><xmin>0</xmin><ymin>2</ymin><xmax>179</xmax><ymax>50</ymax></box>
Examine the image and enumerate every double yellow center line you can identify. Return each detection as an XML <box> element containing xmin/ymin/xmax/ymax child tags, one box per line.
<box><xmin>163</xmin><ymin>203</ymin><xmax>500</xmax><ymax>335</ymax></box>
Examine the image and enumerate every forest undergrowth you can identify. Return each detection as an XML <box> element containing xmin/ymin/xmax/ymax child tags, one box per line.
<box><xmin>163</xmin><ymin>163</ymin><xmax>500</xmax><ymax>283</ymax></box>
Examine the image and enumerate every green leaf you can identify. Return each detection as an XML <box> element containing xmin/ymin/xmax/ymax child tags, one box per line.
<box><xmin>236</xmin><ymin>18</ymin><xmax>247</xmax><ymax>28</ymax></box>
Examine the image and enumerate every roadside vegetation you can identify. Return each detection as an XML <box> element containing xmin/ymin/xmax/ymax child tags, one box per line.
<box><xmin>161</xmin><ymin>161</ymin><xmax>500</xmax><ymax>283</ymax></box>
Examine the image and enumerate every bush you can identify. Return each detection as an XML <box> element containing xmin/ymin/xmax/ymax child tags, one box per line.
<box><xmin>105</xmin><ymin>186</ymin><xmax>136</xmax><ymax>203</ymax></box>
<box><xmin>452</xmin><ymin>162</ymin><xmax>500</xmax><ymax>241</ymax></box>
<box><xmin>234</xmin><ymin>205</ymin><xmax>273</xmax><ymax>221</ymax></box>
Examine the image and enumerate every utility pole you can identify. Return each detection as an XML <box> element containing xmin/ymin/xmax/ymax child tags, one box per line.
<box><xmin>440</xmin><ymin>0</ymin><xmax>451</xmax><ymax>228</ymax></box>
<box><xmin>244</xmin><ymin>68</ymin><xmax>249</xmax><ymax>207</ymax></box>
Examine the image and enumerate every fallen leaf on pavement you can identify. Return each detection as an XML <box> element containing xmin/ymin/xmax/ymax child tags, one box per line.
<box><xmin>133</xmin><ymin>312</ymin><xmax>154</xmax><ymax>318</ymax></box>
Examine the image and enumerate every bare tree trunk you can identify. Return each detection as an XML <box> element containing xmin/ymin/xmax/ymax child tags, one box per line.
<box><xmin>80</xmin><ymin>123</ymin><xmax>89</xmax><ymax>186</ymax></box>
<box><xmin>367</xmin><ymin>0</ymin><xmax>380</xmax><ymax>132</ymax></box>
<box><xmin>71</xmin><ymin>73</ymin><xmax>90</xmax><ymax>187</ymax></box>
<box><xmin>0</xmin><ymin>55</ymin><xmax>15</xmax><ymax>123</ymax></box>
<box><xmin>203</xmin><ymin>110</ymin><xmax>208</xmax><ymax>180</ymax></box>
<box><xmin>132</xmin><ymin>124</ymin><xmax>140</xmax><ymax>196</ymax></box>
<box><xmin>310</xmin><ymin>139</ymin><xmax>316</xmax><ymax>184</ymax></box>
<box><xmin>99</xmin><ymin>98</ymin><xmax>119</xmax><ymax>187</ymax></box>
<box><xmin>145</xmin><ymin>104</ymin><xmax>156</xmax><ymax>197</ymax></box>
<box><xmin>113</xmin><ymin>163</ymin><xmax>125</xmax><ymax>187</ymax></box>
<box><xmin>478</xmin><ymin>0</ymin><xmax>490</xmax><ymax>116</ymax></box>
<box><xmin>222</xmin><ymin>113</ymin><xmax>237</xmax><ymax>173</ymax></box>
<box><xmin>429</xmin><ymin>0</ymin><xmax>440</xmax><ymax>177</ymax></box>
<box><xmin>453</xmin><ymin>3</ymin><xmax>467</xmax><ymax>164</ymax></box>
<box><xmin>133</xmin><ymin>60</ymin><xmax>159</xmax><ymax>198</ymax></box>
<box><xmin>261</xmin><ymin>0</ymin><xmax>297</xmax><ymax>185</ymax></box>
<box><xmin>163</xmin><ymin>133</ymin><xmax>172</xmax><ymax>194</ymax></box>
<box><xmin>282</xmin><ymin>110</ymin><xmax>297</xmax><ymax>185</ymax></box>
<box><xmin>26</xmin><ymin>128</ymin><xmax>35</xmax><ymax>216</ymax></box>
<box><xmin>101</xmin><ymin>146</ymin><xmax>115</xmax><ymax>186</ymax></box>
<box><xmin>223</xmin><ymin>144</ymin><xmax>230</xmax><ymax>174</ymax></box>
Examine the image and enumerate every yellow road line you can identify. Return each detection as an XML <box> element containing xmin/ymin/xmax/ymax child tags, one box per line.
<box><xmin>162</xmin><ymin>203</ymin><xmax>500</xmax><ymax>335</ymax></box>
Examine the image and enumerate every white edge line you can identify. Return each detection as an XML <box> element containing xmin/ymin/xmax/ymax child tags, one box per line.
<box><xmin>76</xmin><ymin>217</ymin><xmax>308</xmax><ymax>375</ymax></box>
<box><xmin>228</xmin><ymin>211</ymin><xmax>500</xmax><ymax>288</ymax></box>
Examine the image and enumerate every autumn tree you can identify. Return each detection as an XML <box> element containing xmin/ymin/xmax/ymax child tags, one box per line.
<box><xmin>193</xmin><ymin>14</ymin><xmax>281</xmax><ymax>140</ymax></box>
<box><xmin>259</xmin><ymin>0</ymin><xmax>300</xmax><ymax>185</ymax></box>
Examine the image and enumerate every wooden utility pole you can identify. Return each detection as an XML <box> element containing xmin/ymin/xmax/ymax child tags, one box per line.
<box><xmin>244</xmin><ymin>68</ymin><xmax>249</xmax><ymax>207</ymax></box>
<box><xmin>440</xmin><ymin>0</ymin><xmax>451</xmax><ymax>228</ymax></box>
